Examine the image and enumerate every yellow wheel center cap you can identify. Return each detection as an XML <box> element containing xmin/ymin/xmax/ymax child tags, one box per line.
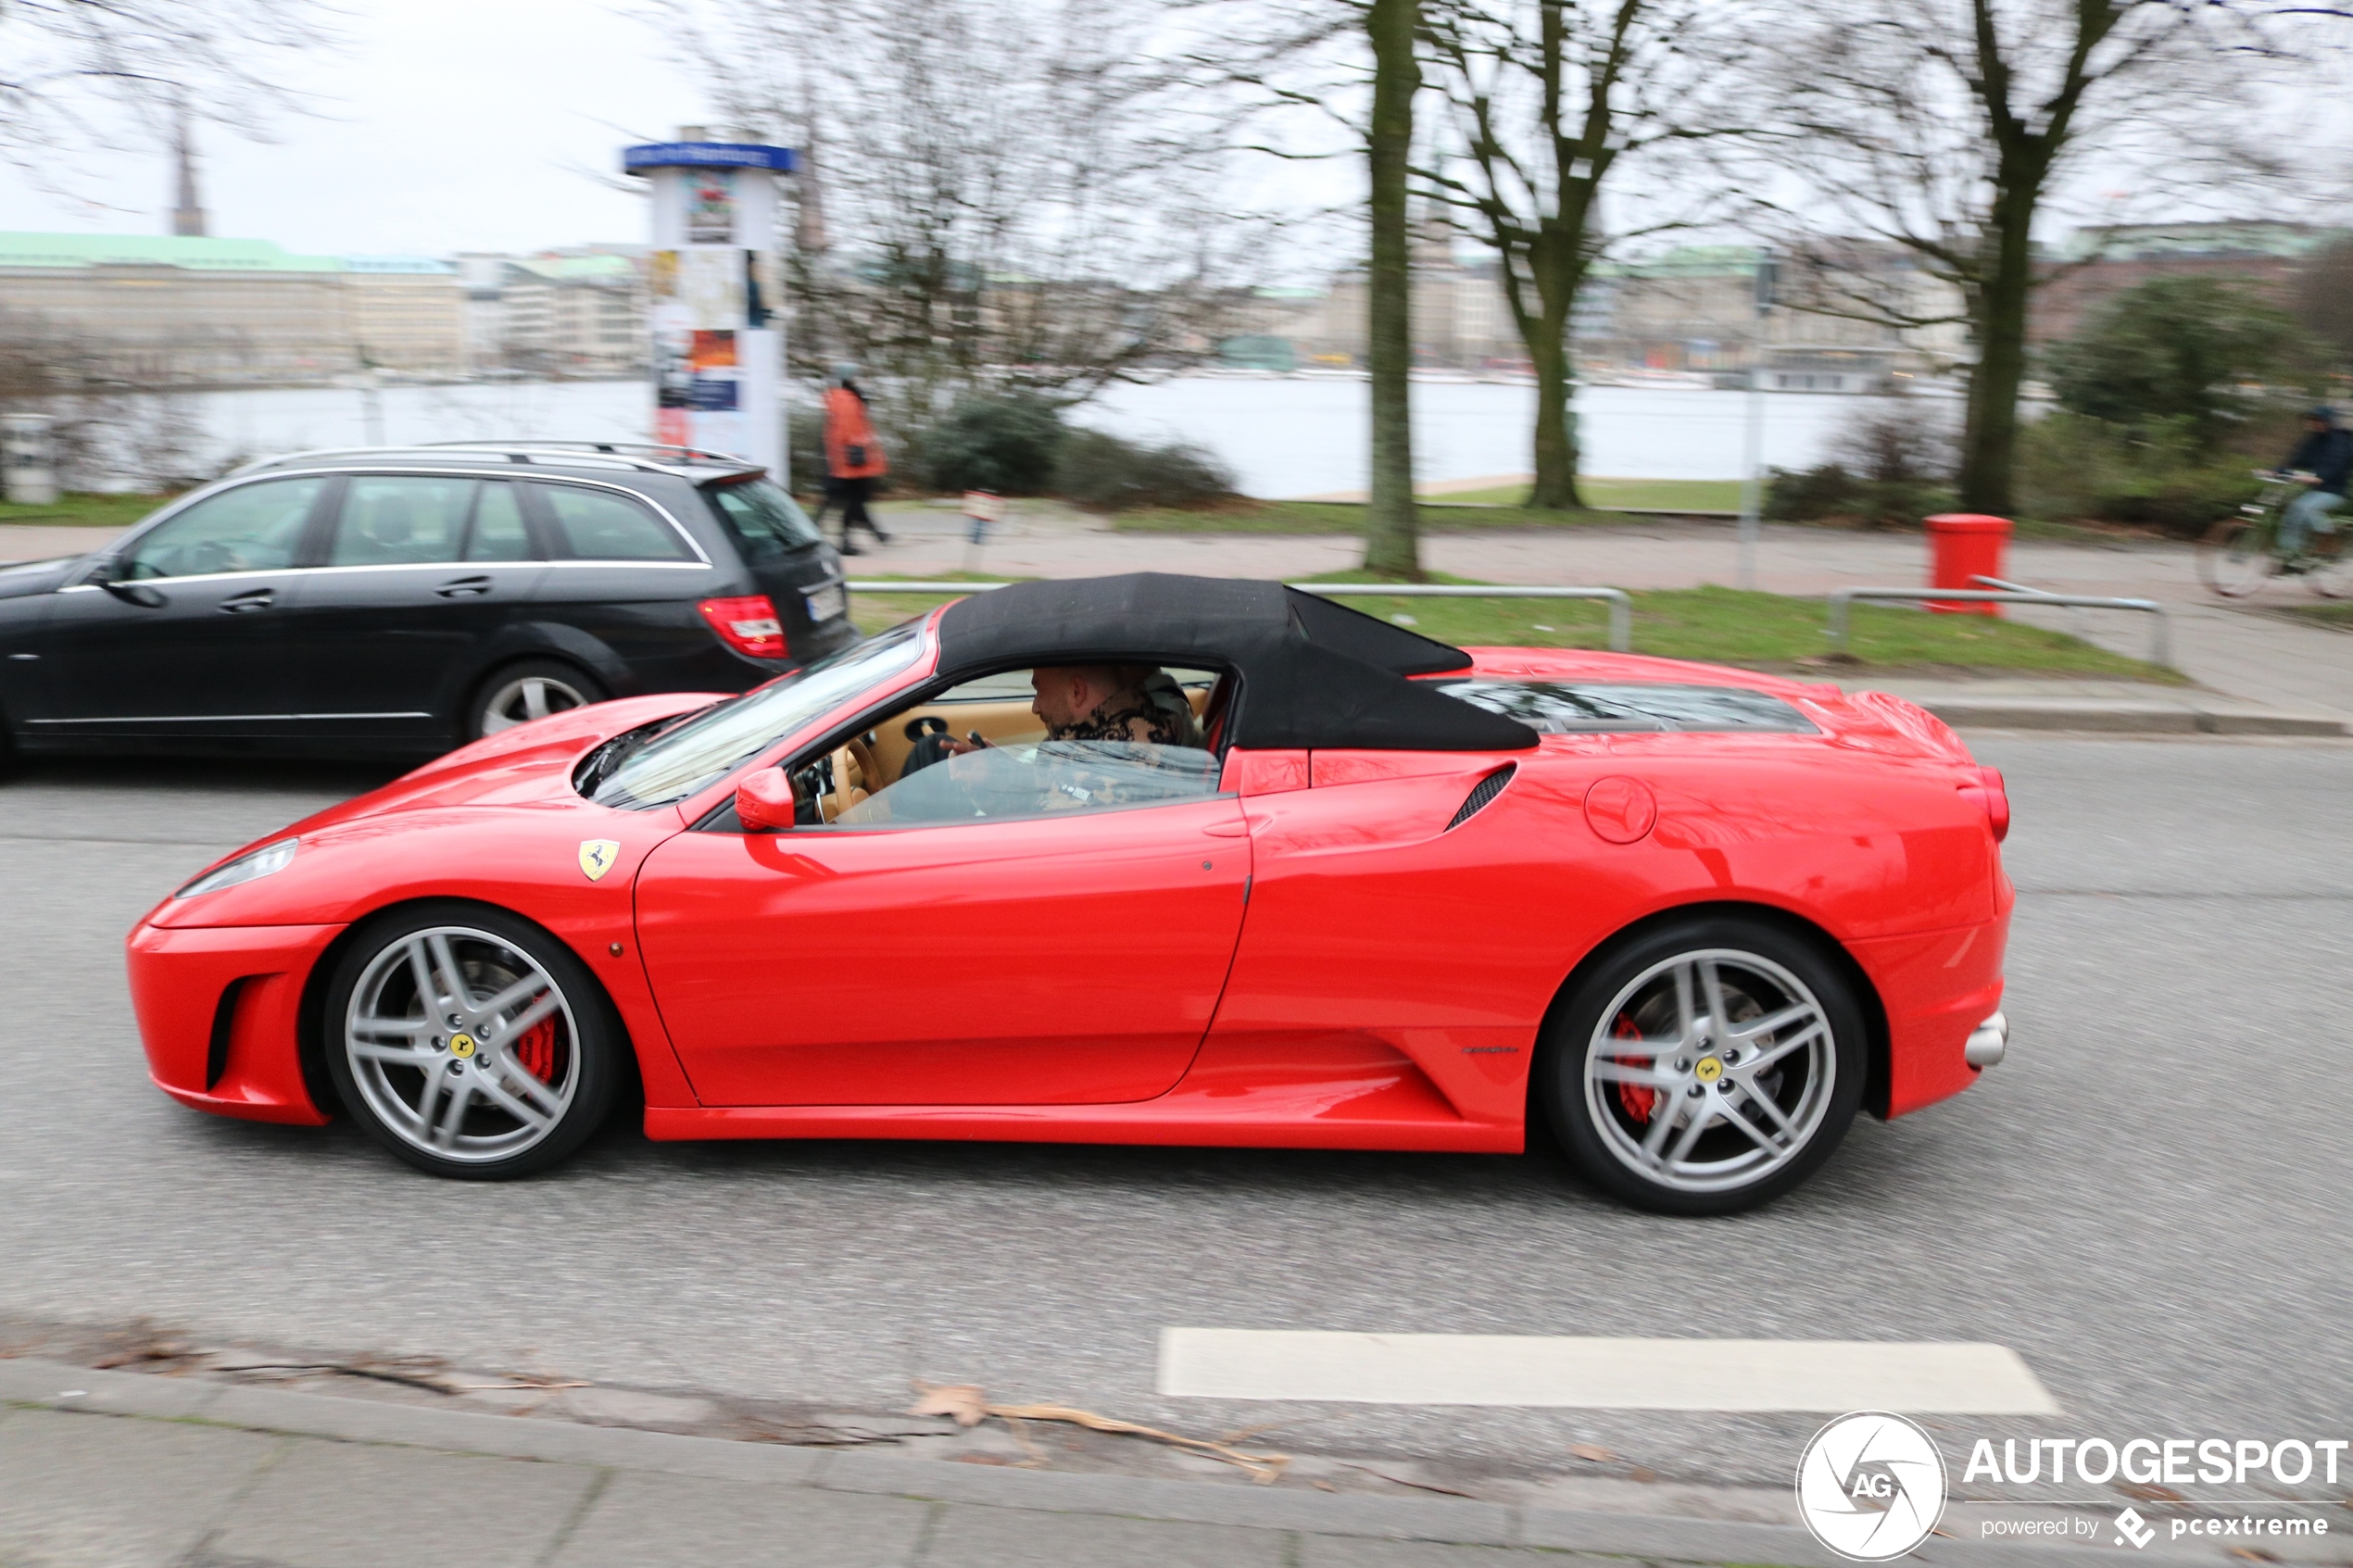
<box><xmin>448</xmin><ymin>1034</ymin><xmax>476</xmax><ymax>1060</ymax></box>
<box><xmin>1694</xmin><ymin>1056</ymin><xmax>1723</xmax><ymax>1084</ymax></box>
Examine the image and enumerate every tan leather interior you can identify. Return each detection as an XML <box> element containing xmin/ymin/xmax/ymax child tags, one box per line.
<box><xmin>862</xmin><ymin>685</ymin><xmax>1214</xmax><ymax>790</ymax></box>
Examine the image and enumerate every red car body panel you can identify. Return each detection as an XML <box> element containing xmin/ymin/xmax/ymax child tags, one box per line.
<box><xmin>126</xmin><ymin>623</ymin><xmax>2011</xmax><ymax>1152</ymax></box>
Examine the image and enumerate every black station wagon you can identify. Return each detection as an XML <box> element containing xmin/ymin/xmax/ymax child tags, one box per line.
<box><xmin>0</xmin><ymin>443</ymin><xmax>857</xmax><ymax>763</ymax></box>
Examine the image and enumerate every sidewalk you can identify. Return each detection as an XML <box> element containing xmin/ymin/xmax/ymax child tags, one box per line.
<box><xmin>0</xmin><ymin>1359</ymin><xmax>2259</xmax><ymax>1568</ymax></box>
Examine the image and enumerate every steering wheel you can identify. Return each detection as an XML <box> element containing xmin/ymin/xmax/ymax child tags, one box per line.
<box><xmin>818</xmin><ymin>735</ymin><xmax>881</xmax><ymax>822</ymax></box>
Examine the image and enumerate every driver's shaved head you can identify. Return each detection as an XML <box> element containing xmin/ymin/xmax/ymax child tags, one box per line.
<box><xmin>1030</xmin><ymin>664</ymin><xmax>1130</xmax><ymax>730</ymax></box>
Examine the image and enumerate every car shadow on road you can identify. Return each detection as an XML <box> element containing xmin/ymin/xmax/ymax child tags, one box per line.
<box><xmin>0</xmin><ymin>754</ymin><xmax>406</xmax><ymax>798</ymax></box>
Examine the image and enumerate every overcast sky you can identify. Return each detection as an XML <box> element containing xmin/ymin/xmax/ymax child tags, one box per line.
<box><xmin>0</xmin><ymin>0</ymin><xmax>721</xmax><ymax>257</ymax></box>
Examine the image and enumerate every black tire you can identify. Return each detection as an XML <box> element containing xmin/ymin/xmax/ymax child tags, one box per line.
<box><xmin>1539</xmin><ymin>915</ymin><xmax>1866</xmax><ymax>1216</ymax></box>
<box><xmin>468</xmin><ymin>659</ymin><xmax>607</xmax><ymax>741</ymax></box>
<box><xmin>321</xmin><ymin>901</ymin><xmax>623</xmax><ymax>1180</ymax></box>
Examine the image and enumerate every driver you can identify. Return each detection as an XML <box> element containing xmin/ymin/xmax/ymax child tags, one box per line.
<box><xmin>941</xmin><ymin>664</ymin><xmax>1206</xmax><ymax>811</ymax></box>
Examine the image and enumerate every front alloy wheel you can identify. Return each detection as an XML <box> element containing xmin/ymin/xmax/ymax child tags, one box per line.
<box><xmin>324</xmin><ymin>906</ymin><xmax>619</xmax><ymax>1178</ymax></box>
<box><xmin>1544</xmin><ymin>920</ymin><xmax>1864</xmax><ymax>1214</ymax></box>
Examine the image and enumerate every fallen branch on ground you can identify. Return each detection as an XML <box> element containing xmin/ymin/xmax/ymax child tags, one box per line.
<box><xmin>911</xmin><ymin>1382</ymin><xmax>1290</xmax><ymax>1484</ymax></box>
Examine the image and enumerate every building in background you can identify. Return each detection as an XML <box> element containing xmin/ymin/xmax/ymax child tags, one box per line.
<box><xmin>2032</xmin><ymin>221</ymin><xmax>2341</xmax><ymax>345</ymax></box>
<box><xmin>0</xmin><ymin>232</ymin><xmax>359</xmax><ymax>383</ymax></box>
<box><xmin>339</xmin><ymin>256</ymin><xmax>466</xmax><ymax>374</ymax></box>
<box><xmin>492</xmin><ymin>251</ymin><xmax>648</xmax><ymax>377</ymax></box>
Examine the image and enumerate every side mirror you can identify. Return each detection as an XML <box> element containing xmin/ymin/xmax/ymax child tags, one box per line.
<box><xmin>98</xmin><ymin>572</ymin><xmax>166</xmax><ymax>608</ymax></box>
<box><xmin>735</xmin><ymin>768</ymin><xmax>799</xmax><ymax>832</ymax></box>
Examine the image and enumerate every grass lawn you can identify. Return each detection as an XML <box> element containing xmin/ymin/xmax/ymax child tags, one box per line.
<box><xmin>843</xmin><ymin>570</ymin><xmax>2181</xmax><ymax>681</ymax></box>
<box><xmin>838</xmin><ymin>571</ymin><xmax>1013</xmax><ymax>636</ymax></box>
<box><xmin>2277</xmin><ymin>601</ymin><xmax>2353</xmax><ymax>630</ymax></box>
<box><xmin>0</xmin><ymin>491</ymin><xmax>177</xmax><ymax>530</ymax></box>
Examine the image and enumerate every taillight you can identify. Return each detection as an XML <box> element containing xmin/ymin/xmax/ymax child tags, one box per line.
<box><xmin>1958</xmin><ymin>765</ymin><xmax>2009</xmax><ymax>843</ymax></box>
<box><xmin>697</xmin><ymin>596</ymin><xmax>786</xmax><ymax>659</ymax></box>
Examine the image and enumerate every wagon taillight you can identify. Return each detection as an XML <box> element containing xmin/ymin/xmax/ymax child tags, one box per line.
<box><xmin>697</xmin><ymin>595</ymin><xmax>786</xmax><ymax>658</ymax></box>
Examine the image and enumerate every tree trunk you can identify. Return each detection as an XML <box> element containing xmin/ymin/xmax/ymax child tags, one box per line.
<box><xmin>1525</xmin><ymin>282</ymin><xmax>1584</xmax><ymax>508</ymax></box>
<box><xmin>1957</xmin><ymin>180</ymin><xmax>2039</xmax><ymax>516</ymax></box>
<box><xmin>1363</xmin><ymin>0</ymin><xmax>1422</xmax><ymax>578</ymax></box>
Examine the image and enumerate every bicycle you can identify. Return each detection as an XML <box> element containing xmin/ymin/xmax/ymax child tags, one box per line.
<box><xmin>2198</xmin><ymin>470</ymin><xmax>2353</xmax><ymax>598</ymax></box>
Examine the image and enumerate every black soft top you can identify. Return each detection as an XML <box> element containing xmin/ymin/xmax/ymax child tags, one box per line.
<box><xmin>935</xmin><ymin>573</ymin><xmax>1537</xmax><ymax>752</ymax></box>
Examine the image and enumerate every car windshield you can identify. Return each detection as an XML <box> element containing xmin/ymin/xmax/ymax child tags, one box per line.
<box><xmin>588</xmin><ymin>622</ymin><xmax>925</xmax><ymax>809</ymax></box>
<box><xmin>701</xmin><ymin>476</ymin><xmax>824</xmax><ymax>558</ymax></box>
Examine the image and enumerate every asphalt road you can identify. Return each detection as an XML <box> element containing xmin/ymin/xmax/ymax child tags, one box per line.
<box><xmin>3</xmin><ymin>735</ymin><xmax>2347</xmax><ymax>1488</ymax></box>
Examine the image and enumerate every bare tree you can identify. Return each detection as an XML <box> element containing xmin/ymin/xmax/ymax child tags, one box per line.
<box><xmin>1419</xmin><ymin>0</ymin><xmax>1735</xmax><ymax>511</ymax></box>
<box><xmin>1737</xmin><ymin>0</ymin><xmax>2334</xmax><ymax>515</ymax></box>
<box><xmin>0</xmin><ymin>0</ymin><xmax>333</xmax><ymax>174</ymax></box>
<box><xmin>650</xmin><ymin>0</ymin><xmax>1255</xmax><ymax>436</ymax></box>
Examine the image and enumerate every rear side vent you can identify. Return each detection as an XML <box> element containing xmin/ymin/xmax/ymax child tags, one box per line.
<box><xmin>1446</xmin><ymin>764</ymin><xmax>1516</xmax><ymax>830</ymax></box>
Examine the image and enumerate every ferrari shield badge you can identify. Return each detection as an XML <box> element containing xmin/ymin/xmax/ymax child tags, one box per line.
<box><xmin>578</xmin><ymin>839</ymin><xmax>621</xmax><ymax>882</ymax></box>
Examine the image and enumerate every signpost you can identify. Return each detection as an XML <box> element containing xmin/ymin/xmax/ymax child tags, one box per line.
<box><xmin>1737</xmin><ymin>249</ymin><xmax>1778</xmax><ymax>592</ymax></box>
<box><xmin>623</xmin><ymin>132</ymin><xmax>797</xmax><ymax>480</ymax></box>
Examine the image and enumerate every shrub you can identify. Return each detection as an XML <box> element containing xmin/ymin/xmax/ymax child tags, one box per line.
<box><xmin>1055</xmin><ymin>427</ymin><xmax>1239</xmax><ymax>510</ymax></box>
<box><xmin>1764</xmin><ymin>400</ymin><xmax>1955</xmax><ymax>527</ymax></box>
<box><xmin>2045</xmin><ymin>276</ymin><xmax>2307</xmax><ymax>454</ymax></box>
<box><xmin>2016</xmin><ymin>408</ymin><xmax>2267</xmax><ymax>535</ymax></box>
<box><xmin>911</xmin><ymin>391</ymin><xmax>1067</xmax><ymax>494</ymax></box>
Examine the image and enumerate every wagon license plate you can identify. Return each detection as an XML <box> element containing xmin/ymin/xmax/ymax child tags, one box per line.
<box><xmin>804</xmin><ymin>584</ymin><xmax>846</xmax><ymax>622</ymax></box>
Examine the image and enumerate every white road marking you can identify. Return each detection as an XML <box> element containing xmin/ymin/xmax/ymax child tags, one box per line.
<box><xmin>1156</xmin><ymin>1330</ymin><xmax>2060</xmax><ymax>1414</ymax></box>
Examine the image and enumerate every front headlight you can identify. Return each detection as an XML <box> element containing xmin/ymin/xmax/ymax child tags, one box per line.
<box><xmin>176</xmin><ymin>839</ymin><xmax>298</xmax><ymax>899</ymax></box>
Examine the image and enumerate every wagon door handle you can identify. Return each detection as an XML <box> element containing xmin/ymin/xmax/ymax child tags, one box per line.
<box><xmin>217</xmin><ymin>588</ymin><xmax>275</xmax><ymax>613</ymax></box>
<box><xmin>434</xmin><ymin>575</ymin><xmax>494</xmax><ymax>598</ymax></box>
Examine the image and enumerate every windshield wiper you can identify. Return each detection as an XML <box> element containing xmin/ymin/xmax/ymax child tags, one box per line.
<box><xmin>573</xmin><ymin>702</ymin><xmax>727</xmax><ymax>798</ymax></box>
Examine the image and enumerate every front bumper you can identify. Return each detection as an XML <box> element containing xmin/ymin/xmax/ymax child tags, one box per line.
<box><xmin>126</xmin><ymin>920</ymin><xmax>343</xmax><ymax>1124</ymax></box>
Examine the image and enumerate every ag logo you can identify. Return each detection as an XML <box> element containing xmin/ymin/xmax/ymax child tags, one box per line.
<box><xmin>578</xmin><ymin>839</ymin><xmax>621</xmax><ymax>882</ymax></box>
<box><xmin>1795</xmin><ymin>1411</ymin><xmax>1947</xmax><ymax>1561</ymax></box>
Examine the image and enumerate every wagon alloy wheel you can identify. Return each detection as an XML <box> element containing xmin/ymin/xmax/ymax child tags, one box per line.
<box><xmin>324</xmin><ymin>907</ymin><xmax>620</xmax><ymax>1179</ymax></box>
<box><xmin>1544</xmin><ymin>921</ymin><xmax>1866</xmax><ymax>1215</ymax></box>
<box><xmin>479</xmin><ymin>671</ymin><xmax>591</xmax><ymax>734</ymax></box>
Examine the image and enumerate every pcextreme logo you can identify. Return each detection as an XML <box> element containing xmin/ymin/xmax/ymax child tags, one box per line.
<box><xmin>1795</xmin><ymin>1411</ymin><xmax>1950</xmax><ymax>1562</ymax></box>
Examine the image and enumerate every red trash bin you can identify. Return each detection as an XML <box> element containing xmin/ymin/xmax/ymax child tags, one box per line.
<box><xmin>1924</xmin><ymin>513</ymin><xmax>2012</xmax><ymax>615</ymax></box>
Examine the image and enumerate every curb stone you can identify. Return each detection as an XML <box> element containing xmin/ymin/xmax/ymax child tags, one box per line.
<box><xmin>0</xmin><ymin>1359</ymin><xmax>2253</xmax><ymax>1567</ymax></box>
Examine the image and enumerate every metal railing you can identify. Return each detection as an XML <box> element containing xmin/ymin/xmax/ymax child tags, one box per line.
<box><xmin>1825</xmin><ymin>582</ymin><xmax>2174</xmax><ymax>668</ymax></box>
<box><xmin>845</xmin><ymin>580</ymin><xmax>1637</xmax><ymax>653</ymax></box>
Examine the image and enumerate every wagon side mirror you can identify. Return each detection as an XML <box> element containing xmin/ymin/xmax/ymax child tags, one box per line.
<box><xmin>735</xmin><ymin>768</ymin><xmax>799</xmax><ymax>833</ymax></box>
<box><xmin>96</xmin><ymin>566</ymin><xmax>166</xmax><ymax>608</ymax></box>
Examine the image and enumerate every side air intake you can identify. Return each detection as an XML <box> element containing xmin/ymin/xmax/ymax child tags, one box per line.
<box><xmin>1446</xmin><ymin>764</ymin><xmax>1516</xmax><ymax>830</ymax></box>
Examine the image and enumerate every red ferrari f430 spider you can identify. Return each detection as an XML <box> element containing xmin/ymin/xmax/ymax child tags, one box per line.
<box><xmin>129</xmin><ymin>574</ymin><xmax>2011</xmax><ymax>1213</ymax></box>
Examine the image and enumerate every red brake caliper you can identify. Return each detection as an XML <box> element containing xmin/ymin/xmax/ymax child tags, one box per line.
<box><xmin>1612</xmin><ymin>1015</ymin><xmax>1655</xmax><ymax>1123</ymax></box>
<box><xmin>511</xmin><ymin>1015</ymin><xmax>560</xmax><ymax>1085</ymax></box>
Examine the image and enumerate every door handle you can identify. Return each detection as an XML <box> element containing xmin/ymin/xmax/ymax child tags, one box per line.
<box><xmin>1202</xmin><ymin>820</ymin><xmax>1251</xmax><ymax>838</ymax></box>
<box><xmin>217</xmin><ymin>589</ymin><xmax>275</xmax><ymax>613</ymax></box>
<box><xmin>434</xmin><ymin>576</ymin><xmax>494</xmax><ymax>598</ymax></box>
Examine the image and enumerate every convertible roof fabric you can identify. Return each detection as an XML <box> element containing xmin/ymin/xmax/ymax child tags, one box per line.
<box><xmin>935</xmin><ymin>573</ymin><xmax>1538</xmax><ymax>752</ymax></box>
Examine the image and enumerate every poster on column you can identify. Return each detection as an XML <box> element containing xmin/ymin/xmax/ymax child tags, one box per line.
<box><xmin>647</xmin><ymin>244</ymin><xmax>780</xmax><ymax>459</ymax></box>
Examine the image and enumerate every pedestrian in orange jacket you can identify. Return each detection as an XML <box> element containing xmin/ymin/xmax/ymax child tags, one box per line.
<box><xmin>812</xmin><ymin>363</ymin><xmax>891</xmax><ymax>553</ymax></box>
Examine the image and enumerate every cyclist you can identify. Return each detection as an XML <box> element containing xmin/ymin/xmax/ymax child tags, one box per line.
<box><xmin>2274</xmin><ymin>407</ymin><xmax>2352</xmax><ymax>565</ymax></box>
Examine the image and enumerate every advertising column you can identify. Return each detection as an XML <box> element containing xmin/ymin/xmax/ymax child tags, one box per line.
<box><xmin>623</xmin><ymin>136</ymin><xmax>796</xmax><ymax>479</ymax></box>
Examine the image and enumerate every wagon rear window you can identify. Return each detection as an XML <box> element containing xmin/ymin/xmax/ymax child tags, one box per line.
<box><xmin>1435</xmin><ymin>681</ymin><xmax>1818</xmax><ymax>734</ymax></box>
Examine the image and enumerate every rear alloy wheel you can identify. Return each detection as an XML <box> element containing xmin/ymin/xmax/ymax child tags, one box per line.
<box><xmin>471</xmin><ymin>660</ymin><xmax>605</xmax><ymax>739</ymax></box>
<box><xmin>323</xmin><ymin>906</ymin><xmax>620</xmax><ymax>1179</ymax></box>
<box><xmin>1542</xmin><ymin>918</ymin><xmax>1865</xmax><ymax>1215</ymax></box>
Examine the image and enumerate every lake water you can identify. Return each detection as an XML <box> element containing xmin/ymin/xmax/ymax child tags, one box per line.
<box><xmin>151</xmin><ymin>376</ymin><xmax>1928</xmax><ymax>498</ymax></box>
